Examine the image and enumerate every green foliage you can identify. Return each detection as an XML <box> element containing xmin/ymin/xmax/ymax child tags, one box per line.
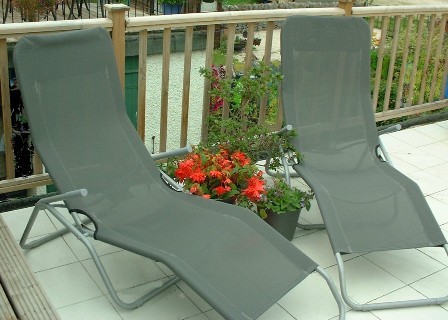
<box><xmin>12</xmin><ymin>0</ymin><xmax>60</xmax><ymax>21</ymax></box>
<box><xmin>200</xmin><ymin>62</ymin><xmax>296</xmax><ymax>166</ymax></box>
<box><xmin>372</xmin><ymin>16</ymin><xmax>447</xmax><ymax>115</ymax></box>
<box><xmin>258</xmin><ymin>178</ymin><xmax>314</xmax><ymax>216</ymax></box>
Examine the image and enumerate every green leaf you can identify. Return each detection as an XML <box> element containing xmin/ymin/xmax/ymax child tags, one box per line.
<box><xmin>258</xmin><ymin>209</ymin><xmax>268</xmax><ymax>220</ymax></box>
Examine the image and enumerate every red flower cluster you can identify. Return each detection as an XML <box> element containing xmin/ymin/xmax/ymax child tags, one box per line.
<box><xmin>174</xmin><ymin>147</ymin><xmax>266</xmax><ymax>204</ymax></box>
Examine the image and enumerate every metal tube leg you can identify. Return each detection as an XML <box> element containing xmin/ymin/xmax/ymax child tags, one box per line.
<box><xmin>316</xmin><ymin>266</ymin><xmax>346</xmax><ymax>320</ymax></box>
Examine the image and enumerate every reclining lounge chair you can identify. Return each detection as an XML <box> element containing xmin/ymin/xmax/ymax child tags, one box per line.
<box><xmin>13</xmin><ymin>27</ymin><xmax>345</xmax><ymax>319</ymax></box>
<box><xmin>281</xmin><ymin>15</ymin><xmax>448</xmax><ymax>311</ymax></box>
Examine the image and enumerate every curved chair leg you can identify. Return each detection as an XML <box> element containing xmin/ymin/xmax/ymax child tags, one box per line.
<box><xmin>316</xmin><ymin>266</ymin><xmax>346</xmax><ymax>320</ymax></box>
<box><xmin>335</xmin><ymin>249</ymin><xmax>448</xmax><ymax>311</ymax></box>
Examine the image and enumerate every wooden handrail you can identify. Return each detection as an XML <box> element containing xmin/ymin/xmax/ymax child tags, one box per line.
<box><xmin>0</xmin><ymin>5</ymin><xmax>447</xmax><ymax>194</ymax></box>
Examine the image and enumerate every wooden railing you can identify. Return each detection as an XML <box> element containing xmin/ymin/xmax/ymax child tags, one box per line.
<box><xmin>0</xmin><ymin>2</ymin><xmax>447</xmax><ymax>193</ymax></box>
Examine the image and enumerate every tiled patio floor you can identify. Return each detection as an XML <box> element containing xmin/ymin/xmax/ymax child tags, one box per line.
<box><xmin>1</xmin><ymin>120</ymin><xmax>448</xmax><ymax>320</ymax></box>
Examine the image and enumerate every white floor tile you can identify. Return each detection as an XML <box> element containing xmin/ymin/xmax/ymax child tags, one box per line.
<box><xmin>291</xmin><ymin>230</ymin><xmax>336</xmax><ymax>268</ymax></box>
<box><xmin>419</xmin><ymin>141</ymin><xmax>448</xmax><ymax>162</ymax></box>
<box><xmin>176</xmin><ymin>281</ymin><xmax>211</xmax><ymax>312</ymax></box>
<box><xmin>62</xmin><ymin>232</ymin><xmax>122</xmax><ymax>261</ymax></box>
<box><xmin>380</xmin><ymin>134</ymin><xmax>413</xmax><ymax>153</ymax></box>
<box><xmin>326</xmin><ymin>256</ymin><xmax>406</xmax><ymax>304</ymax></box>
<box><xmin>411</xmin><ymin>268</ymin><xmax>448</xmax><ymax>304</ymax></box>
<box><xmin>258</xmin><ymin>303</ymin><xmax>296</xmax><ymax>320</ymax></box>
<box><xmin>186</xmin><ymin>314</ymin><xmax>210</xmax><ymax>320</ymax></box>
<box><xmin>23</xmin><ymin>235</ymin><xmax>78</xmax><ymax>272</ymax></box>
<box><xmin>1</xmin><ymin>207</ymin><xmax>56</xmax><ymax>241</ymax></box>
<box><xmin>81</xmin><ymin>250</ymin><xmax>167</xmax><ymax>294</ymax></box>
<box><xmin>278</xmin><ymin>272</ymin><xmax>341</xmax><ymax>320</ymax></box>
<box><xmin>364</xmin><ymin>249</ymin><xmax>445</xmax><ymax>284</ymax></box>
<box><xmin>204</xmin><ymin>309</ymin><xmax>225</xmax><ymax>320</ymax></box>
<box><xmin>431</xmin><ymin>189</ymin><xmax>448</xmax><ymax>205</ymax></box>
<box><xmin>426</xmin><ymin>196</ymin><xmax>448</xmax><ymax>225</ymax></box>
<box><xmin>297</xmin><ymin>198</ymin><xmax>324</xmax><ymax>225</ymax></box>
<box><xmin>436</xmin><ymin>120</ymin><xmax>448</xmax><ymax>130</ymax></box>
<box><xmin>413</xmin><ymin>123</ymin><xmax>448</xmax><ymax>142</ymax></box>
<box><xmin>393</xmin><ymin>128</ymin><xmax>438</xmax><ymax>148</ymax></box>
<box><xmin>417</xmin><ymin>229</ymin><xmax>448</xmax><ymax>266</ymax></box>
<box><xmin>406</xmin><ymin>170</ymin><xmax>447</xmax><ymax>196</ymax></box>
<box><xmin>425</xmin><ymin>162</ymin><xmax>448</xmax><ymax>183</ymax></box>
<box><xmin>393</xmin><ymin>148</ymin><xmax>446</xmax><ymax>170</ymax></box>
<box><xmin>35</xmin><ymin>262</ymin><xmax>103</xmax><ymax>309</ymax></box>
<box><xmin>57</xmin><ymin>296</ymin><xmax>122</xmax><ymax>320</ymax></box>
<box><xmin>387</xmin><ymin>156</ymin><xmax>420</xmax><ymax>174</ymax></box>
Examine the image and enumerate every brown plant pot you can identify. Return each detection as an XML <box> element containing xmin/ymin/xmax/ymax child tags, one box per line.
<box><xmin>260</xmin><ymin>208</ymin><xmax>301</xmax><ymax>241</ymax></box>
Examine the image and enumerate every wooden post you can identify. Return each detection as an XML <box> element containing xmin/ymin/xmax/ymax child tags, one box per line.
<box><xmin>0</xmin><ymin>39</ymin><xmax>15</xmax><ymax>180</ymax></box>
<box><xmin>105</xmin><ymin>4</ymin><xmax>130</xmax><ymax>94</ymax></box>
<box><xmin>137</xmin><ymin>29</ymin><xmax>147</xmax><ymax>141</ymax></box>
<box><xmin>338</xmin><ymin>0</ymin><xmax>354</xmax><ymax>16</ymax></box>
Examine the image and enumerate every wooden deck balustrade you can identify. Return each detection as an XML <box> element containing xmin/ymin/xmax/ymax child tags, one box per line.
<box><xmin>0</xmin><ymin>2</ymin><xmax>447</xmax><ymax>194</ymax></box>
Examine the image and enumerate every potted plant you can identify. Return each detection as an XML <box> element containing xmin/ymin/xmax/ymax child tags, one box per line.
<box><xmin>258</xmin><ymin>178</ymin><xmax>314</xmax><ymax>240</ymax></box>
<box><xmin>159</xmin><ymin>0</ymin><xmax>184</xmax><ymax>14</ymax></box>
<box><xmin>200</xmin><ymin>62</ymin><xmax>296</xmax><ymax>167</ymax></box>
<box><xmin>233</xmin><ymin>36</ymin><xmax>247</xmax><ymax>52</ymax></box>
<box><xmin>242</xmin><ymin>30</ymin><xmax>262</xmax><ymax>47</ymax></box>
<box><xmin>165</xmin><ymin>146</ymin><xmax>266</xmax><ymax>208</ymax></box>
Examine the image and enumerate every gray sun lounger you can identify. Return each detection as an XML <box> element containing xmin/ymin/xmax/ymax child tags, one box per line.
<box><xmin>281</xmin><ymin>15</ymin><xmax>448</xmax><ymax>311</ymax></box>
<box><xmin>13</xmin><ymin>27</ymin><xmax>345</xmax><ymax>319</ymax></box>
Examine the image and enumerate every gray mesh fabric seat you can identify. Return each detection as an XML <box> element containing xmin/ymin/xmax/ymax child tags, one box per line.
<box><xmin>281</xmin><ymin>15</ymin><xmax>448</xmax><ymax>311</ymax></box>
<box><xmin>14</xmin><ymin>27</ymin><xmax>345</xmax><ymax>319</ymax></box>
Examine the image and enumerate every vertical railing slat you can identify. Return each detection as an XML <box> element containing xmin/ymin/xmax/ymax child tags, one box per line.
<box><xmin>241</xmin><ymin>22</ymin><xmax>256</xmax><ymax>131</ymax></box>
<box><xmin>383</xmin><ymin>15</ymin><xmax>401</xmax><ymax>111</ymax></box>
<box><xmin>369</xmin><ymin>16</ymin><xmax>375</xmax><ymax>37</ymax></box>
<box><xmin>407</xmin><ymin>14</ymin><xmax>425</xmax><ymax>106</ymax></box>
<box><xmin>200</xmin><ymin>24</ymin><xmax>215</xmax><ymax>143</ymax></box>
<box><xmin>258</xmin><ymin>21</ymin><xmax>274</xmax><ymax>126</ymax></box>
<box><xmin>0</xmin><ymin>39</ymin><xmax>14</xmax><ymax>179</ymax></box>
<box><xmin>372</xmin><ymin>16</ymin><xmax>389</xmax><ymax>112</ymax></box>
<box><xmin>243</xmin><ymin>22</ymin><xmax>255</xmax><ymax>73</ymax></box>
<box><xmin>33</xmin><ymin>154</ymin><xmax>43</xmax><ymax>175</ymax></box>
<box><xmin>180</xmin><ymin>26</ymin><xmax>193</xmax><ymax>148</ymax></box>
<box><xmin>418</xmin><ymin>14</ymin><xmax>436</xmax><ymax>105</ymax></box>
<box><xmin>137</xmin><ymin>29</ymin><xmax>147</xmax><ymax>140</ymax></box>
<box><xmin>105</xmin><ymin>4</ymin><xmax>129</xmax><ymax>93</ymax></box>
<box><xmin>395</xmin><ymin>15</ymin><xmax>413</xmax><ymax>110</ymax></box>
<box><xmin>159</xmin><ymin>27</ymin><xmax>171</xmax><ymax>152</ymax></box>
<box><xmin>223</xmin><ymin>23</ymin><xmax>236</xmax><ymax>121</ymax></box>
<box><xmin>428</xmin><ymin>14</ymin><xmax>447</xmax><ymax>102</ymax></box>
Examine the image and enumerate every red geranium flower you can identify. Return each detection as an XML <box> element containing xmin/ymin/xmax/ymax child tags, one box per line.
<box><xmin>242</xmin><ymin>176</ymin><xmax>266</xmax><ymax>202</ymax></box>
<box><xmin>172</xmin><ymin>146</ymin><xmax>266</xmax><ymax>207</ymax></box>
